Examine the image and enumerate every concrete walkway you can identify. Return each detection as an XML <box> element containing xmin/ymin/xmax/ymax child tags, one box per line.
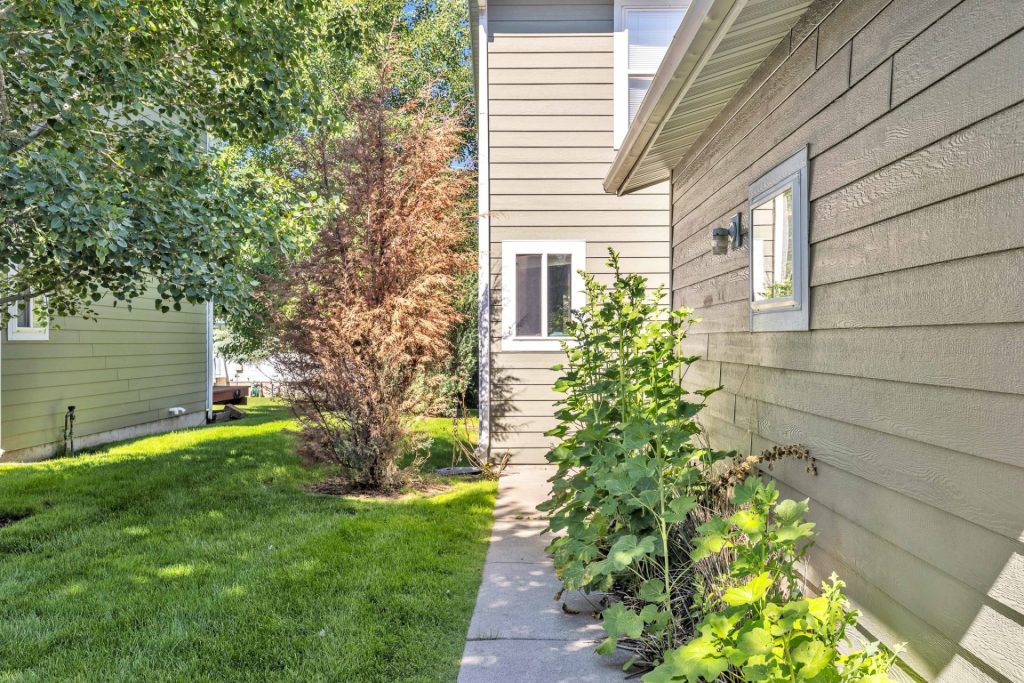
<box><xmin>458</xmin><ymin>465</ymin><xmax>628</xmax><ymax>682</ymax></box>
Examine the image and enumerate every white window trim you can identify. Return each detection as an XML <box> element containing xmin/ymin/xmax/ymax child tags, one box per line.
<box><xmin>501</xmin><ymin>240</ymin><xmax>586</xmax><ymax>352</ymax></box>
<box><xmin>748</xmin><ymin>146</ymin><xmax>809</xmax><ymax>333</ymax></box>
<box><xmin>7</xmin><ymin>295</ymin><xmax>49</xmax><ymax>341</ymax></box>
<box><xmin>613</xmin><ymin>0</ymin><xmax>690</xmax><ymax>150</ymax></box>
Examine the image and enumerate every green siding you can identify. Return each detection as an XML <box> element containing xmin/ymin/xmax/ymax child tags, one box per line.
<box><xmin>1</xmin><ymin>295</ymin><xmax>207</xmax><ymax>455</ymax></box>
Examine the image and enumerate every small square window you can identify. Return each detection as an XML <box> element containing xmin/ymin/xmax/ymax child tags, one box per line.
<box><xmin>7</xmin><ymin>294</ymin><xmax>50</xmax><ymax>341</ymax></box>
<box><xmin>501</xmin><ymin>241</ymin><xmax>586</xmax><ymax>351</ymax></box>
<box><xmin>748</xmin><ymin>147</ymin><xmax>809</xmax><ymax>332</ymax></box>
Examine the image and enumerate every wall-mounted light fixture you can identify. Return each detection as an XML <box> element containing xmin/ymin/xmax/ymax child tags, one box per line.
<box><xmin>711</xmin><ymin>213</ymin><xmax>743</xmax><ymax>255</ymax></box>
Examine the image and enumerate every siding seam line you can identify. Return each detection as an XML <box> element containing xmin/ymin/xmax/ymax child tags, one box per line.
<box><xmin>808</xmin><ymin>98</ymin><xmax>1024</xmax><ymax>203</ymax></box>
<box><xmin>809</xmin><ymin>244</ymin><xmax>1024</xmax><ymax>289</ymax></box>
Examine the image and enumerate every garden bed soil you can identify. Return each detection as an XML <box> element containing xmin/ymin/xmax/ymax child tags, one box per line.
<box><xmin>306</xmin><ymin>476</ymin><xmax>453</xmax><ymax>500</ymax></box>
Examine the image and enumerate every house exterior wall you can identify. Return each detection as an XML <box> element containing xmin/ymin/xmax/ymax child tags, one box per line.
<box><xmin>1</xmin><ymin>296</ymin><xmax>208</xmax><ymax>460</ymax></box>
<box><xmin>485</xmin><ymin>0</ymin><xmax>671</xmax><ymax>463</ymax></box>
<box><xmin>668</xmin><ymin>0</ymin><xmax>1024</xmax><ymax>679</ymax></box>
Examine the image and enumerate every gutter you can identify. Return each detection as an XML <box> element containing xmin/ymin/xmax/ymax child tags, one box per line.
<box><xmin>604</xmin><ymin>0</ymin><xmax>746</xmax><ymax>195</ymax></box>
<box><xmin>475</xmin><ymin>1</ymin><xmax>491</xmax><ymax>457</ymax></box>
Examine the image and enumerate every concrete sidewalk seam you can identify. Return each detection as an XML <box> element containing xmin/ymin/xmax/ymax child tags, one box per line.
<box><xmin>458</xmin><ymin>466</ymin><xmax>627</xmax><ymax>682</ymax></box>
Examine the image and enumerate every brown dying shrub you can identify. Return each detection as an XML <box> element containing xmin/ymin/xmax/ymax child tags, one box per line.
<box><xmin>267</xmin><ymin>69</ymin><xmax>473</xmax><ymax>491</ymax></box>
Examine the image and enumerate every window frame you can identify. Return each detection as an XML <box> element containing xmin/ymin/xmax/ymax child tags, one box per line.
<box><xmin>7</xmin><ymin>294</ymin><xmax>50</xmax><ymax>341</ymax></box>
<box><xmin>500</xmin><ymin>240</ymin><xmax>586</xmax><ymax>352</ymax></box>
<box><xmin>748</xmin><ymin>146</ymin><xmax>809</xmax><ymax>333</ymax></box>
<box><xmin>613</xmin><ymin>0</ymin><xmax>690</xmax><ymax>149</ymax></box>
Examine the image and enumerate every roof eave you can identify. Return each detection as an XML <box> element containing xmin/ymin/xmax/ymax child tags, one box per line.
<box><xmin>604</xmin><ymin>0</ymin><xmax>747</xmax><ymax>196</ymax></box>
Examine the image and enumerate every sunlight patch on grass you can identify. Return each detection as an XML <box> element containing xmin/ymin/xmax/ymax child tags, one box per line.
<box><xmin>221</xmin><ymin>584</ymin><xmax>247</xmax><ymax>599</ymax></box>
<box><xmin>0</xmin><ymin>399</ymin><xmax>496</xmax><ymax>681</ymax></box>
<box><xmin>155</xmin><ymin>563</ymin><xmax>195</xmax><ymax>579</ymax></box>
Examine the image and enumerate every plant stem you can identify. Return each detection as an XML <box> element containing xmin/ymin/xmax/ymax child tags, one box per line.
<box><xmin>657</xmin><ymin>458</ymin><xmax>674</xmax><ymax>645</ymax></box>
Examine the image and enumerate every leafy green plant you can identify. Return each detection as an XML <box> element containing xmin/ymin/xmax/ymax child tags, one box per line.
<box><xmin>539</xmin><ymin>250</ymin><xmax>729</xmax><ymax>657</ymax></box>
<box><xmin>760</xmin><ymin>277</ymin><xmax>793</xmax><ymax>300</ymax></box>
<box><xmin>647</xmin><ymin>478</ymin><xmax>901</xmax><ymax>682</ymax></box>
<box><xmin>539</xmin><ymin>252</ymin><xmax>900</xmax><ymax>679</ymax></box>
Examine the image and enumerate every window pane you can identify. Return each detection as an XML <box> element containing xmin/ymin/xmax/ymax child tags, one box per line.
<box><xmin>30</xmin><ymin>297</ymin><xmax>48</xmax><ymax>329</ymax></box>
<box><xmin>751</xmin><ymin>188</ymin><xmax>794</xmax><ymax>301</ymax></box>
<box><xmin>515</xmin><ymin>254</ymin><xmax>542</xmax><ymax>336</ymax></box>
<box><xmin>627</xmin><ymin>9</ymin><xmax>685</xmax><ymax>71</ymax></box>
<box><xmin>15</xmin><ymin>297</ymin><xmax>31</xmax><ymax>328</ymax></box>
<box><xmin>546</xmin><ymin>254</ymin><xmax>572</xmax><ymax>337</ymax></box>
<box><xmin>628</xmin><ymin>76</ymin><xmax>653</xmax><ymax>123</ymax></box>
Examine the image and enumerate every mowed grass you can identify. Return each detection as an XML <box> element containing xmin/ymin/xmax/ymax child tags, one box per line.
<box><xmin>0</xmin><ymin>399</ymin><xmax>496</xmax><ymax>682</ymax></box>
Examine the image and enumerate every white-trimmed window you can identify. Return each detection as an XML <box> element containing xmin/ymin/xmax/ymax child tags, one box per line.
<box><xmin>7</xmin><ymin>294</ymin><xmax>49</xmax><ymax>341</ymax></box>
<box><xmin>501</xmin><ymin>241</ymin><xmax>586</xmax><ymax>351</ymax></box>
<box><xmin>749</xmin><ymin>147</ymin><xmax>809</xmax><ymax>332</ymax></box>
<box><xmin>614</xmin><ymin>1</ymin><xmax>689</xmax><ymax>148</ymax></box>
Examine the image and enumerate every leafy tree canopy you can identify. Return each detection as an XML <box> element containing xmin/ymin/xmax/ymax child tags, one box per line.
<box><xmin>214</xmin><ymin>0</ymin><xmax>476</xmax><ymax>363</ymax></box>
<box><xmin>0</xmin><ymin>0</ymin><xmax>326</xmax><ymax>319</ymax></box>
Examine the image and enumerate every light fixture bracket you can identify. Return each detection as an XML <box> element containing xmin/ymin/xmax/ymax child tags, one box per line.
<box><xmin>710</xmin><ymin>213</ymin><xmax>743</xmax><ymax>255</ymax></box>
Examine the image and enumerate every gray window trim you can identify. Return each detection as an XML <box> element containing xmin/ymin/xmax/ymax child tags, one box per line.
<box><xmin>748</xmin><ymin>146</ymin><xmax>809</xmax><ymax>333</ymax></box>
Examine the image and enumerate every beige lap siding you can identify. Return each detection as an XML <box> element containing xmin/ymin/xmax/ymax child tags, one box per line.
<box><xmin>670</xmin><ymin>0</ymin><xmax>1024</xmax><ymax>679</ymax></box>
<box><xmin>486</xmin><ymin>0</ymin><xmax>670</xmax><ymax>464</ymax></box>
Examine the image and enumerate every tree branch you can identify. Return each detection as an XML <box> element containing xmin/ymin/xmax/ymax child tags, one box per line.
<box><xmin>0</xmin><ymin>287</ymin><xmax>53</xmax><ymax>307</ymax></box>
<box><xmin>7</xmin><ymin>91</ymin><xmax>81</xmax><ymax>154</ymax></box>
<box><xmin>8</xmin><ymin>116</ymin><xmax>57</xmax><ymax>154</ymax></box>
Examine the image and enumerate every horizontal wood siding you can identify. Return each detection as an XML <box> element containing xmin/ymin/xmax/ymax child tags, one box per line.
<box><xmin>669</xmin><ymin>0</ymin><xmax>1024</xmax><ymax>679</ymax></box>
<box><xmin>487</xmin><ymin>0</ymin><xmax>670</xmax><ymax>463</ymax></box>
<box><xmin>1</xmin><ymin>296</ymin><xmax>206</xmax><ymax>455</ymax></box>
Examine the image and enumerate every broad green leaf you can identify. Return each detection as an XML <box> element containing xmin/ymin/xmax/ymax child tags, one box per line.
<box><xmin>732</xmin><ymin>476</ymin><xmax>762</xmax><ymax>505</ymax></box>
<box><xmin>701</xmin><ymin>612</ymin><xmax>740</xmax><ymax>639</ymax></box>
<box><xmin>776</xmin><ymin>521</ymin><xmax>816</xmax><ymax>542</ymax></box>
<box><xmin>622</xmin><ymin>421</ymin><xmax>653</xmax><ymax>451</ymax></box>
<box><xmin>805</xmin><ymin>668</ymin><xmax>842</xmax><ymax>683</ymax></box>
<box><xmin>648</xmin><ymin>636</ymin><xmax>730</xmax><ymax>683</ymax></box>
<box><xmin>601</xmin><ymin>602</ymin><xmax>644</xmax><ymax>640</ymax></box>
<box><xmin>595</xmin><ymin>637</ymin><xmax>618</xmax><ymax>656</ymax></box>
<box><xmin>775</xmin><ymin>498</ymin><xmax>810</xmax><ymax>524</ymax></box>
<box><xmin>740</xmin><ymin>663</ymin><xmax>773</xmax><ymax>681</ymax></box>
<box><xmin>791</xmin><ymin>640</ymin><xmax>834</xmax><ymax>680</ymax></box>
<box><xmin>721</xmin><ymin>573</ymin><xmax>774</xmax><ymax>606</ymax></box>
<box><xmin>606</xmin><ymin>535</ymin><xmax>639</xmax><ymax>569</ymax></box>
<box><xmin>806</xmin><ymin>596</ymin><xmax>830</xmax><ymax>623</ymax></box>
<box><xmin>639</xmin><ymin>603</ymin><xmax>670</xmax><ymax>629</ymax></box>
<box><xmin>639</xmin><ymin>579</ymin><xmax>666</xmax><ymax>602</ymax></box>
<box><xmin>663</xmin><ymin>495</ymin><xmax>696</xmax><ymax>523</ymax></box>
<box><xmin>730</xmin><ymin>508</ymin><xmax>764</xmax><ymax>534</ymax></box>
<box><xmin>737</xmin><ymin>627</ymin><xmax>774</xmax><ymax>656</ymax></box>
<box><xmin>637</xmin><ymin>489</ymin><xmax>661</xmax><ymax>508</ymax></box>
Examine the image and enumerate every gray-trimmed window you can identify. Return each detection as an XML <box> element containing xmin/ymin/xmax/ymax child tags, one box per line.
<box><xmin>748</xmin><ymin>147</ymin><xmax>809</xmax><ymax>332</ymax></box>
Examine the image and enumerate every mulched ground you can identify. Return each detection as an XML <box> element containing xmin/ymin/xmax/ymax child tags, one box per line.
<box><xmin>306</xmin><ymin>476</ymin><xmax>453</xmax><ymax>500</ymax></box>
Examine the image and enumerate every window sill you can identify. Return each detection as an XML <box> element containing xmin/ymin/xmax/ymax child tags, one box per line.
<box><xmin>6</xmin><ymin>327</ymin><xmax>49</xmax><ymax>342</ymax></box>
<box><xmin>501</xmin><ymin>337</ymin><xmax>572</xmax><ymax>352</ymax></box>
<box><xmin>750</xmin><ymin>307</ymin><xmax>808</xmax><ymax>333</ymax></box>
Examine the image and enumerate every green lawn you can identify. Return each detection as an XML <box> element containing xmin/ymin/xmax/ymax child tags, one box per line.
<box><xmin>0</xmin><ymin>400</ymin><xmax>496</xmax><ymax>682</ymax></box>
